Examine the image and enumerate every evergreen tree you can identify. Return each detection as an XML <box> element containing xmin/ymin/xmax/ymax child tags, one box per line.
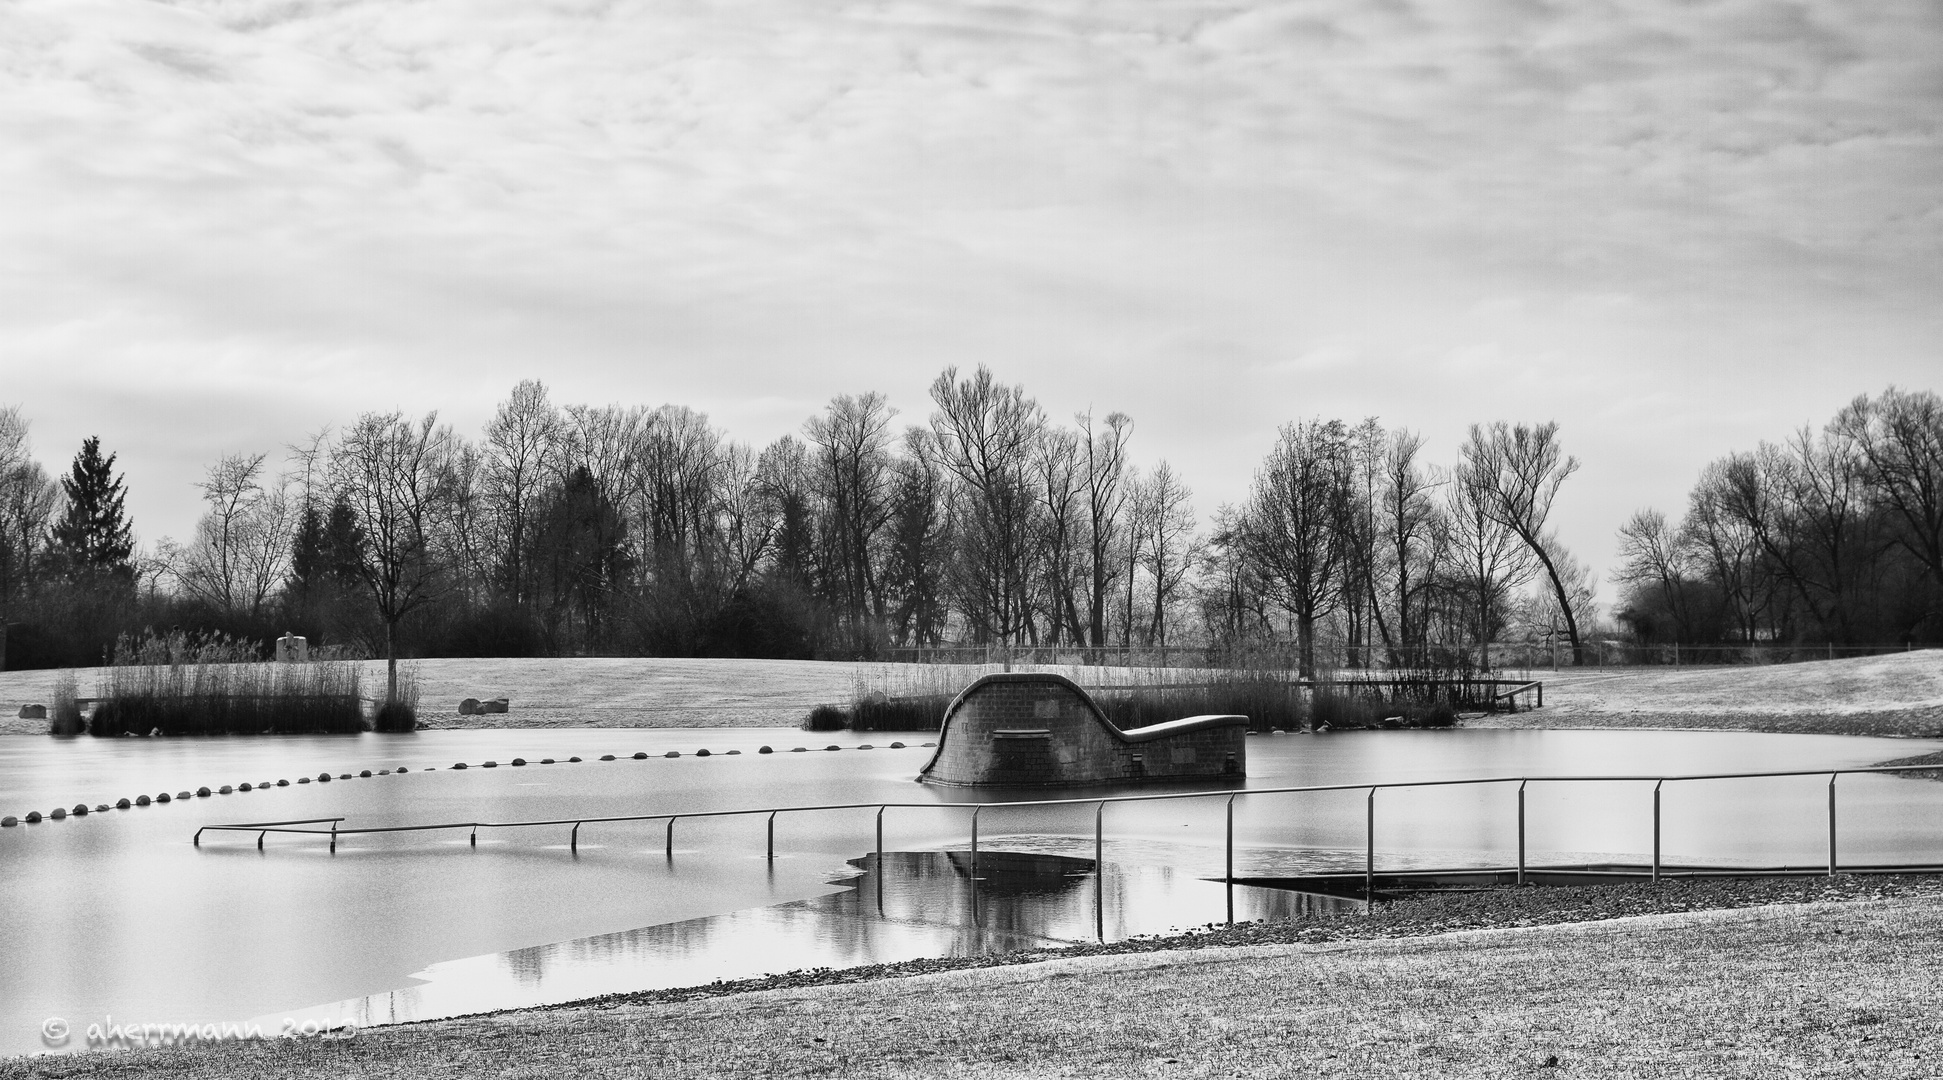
<box><xmin>51</xmin><ymin>436</ymin><xmax>134</xmax><ymax>582</ymax></box>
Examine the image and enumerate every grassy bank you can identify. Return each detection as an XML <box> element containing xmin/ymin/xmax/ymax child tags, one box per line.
<box><xmin>9</xmin><ymin>877</ymin><xmax>1943</xmax><ymax>1078</ymax></box>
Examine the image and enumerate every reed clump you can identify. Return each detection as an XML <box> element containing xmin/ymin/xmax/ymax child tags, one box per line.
<box><xmin>47</xmin><ymin>671</ymin><xmax>84</xmax><ymax>736</ymax></box>
<box><xmin>84</xmin><ymin>629</ymin><xmax>368</xmax><ymax>736</ymax></box>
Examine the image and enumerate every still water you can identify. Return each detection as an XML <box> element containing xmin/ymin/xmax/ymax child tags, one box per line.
<box><xmin>3</xmin><ymin>727</ymin><xmax>1939</xmax><ymax>1055</ymax></box>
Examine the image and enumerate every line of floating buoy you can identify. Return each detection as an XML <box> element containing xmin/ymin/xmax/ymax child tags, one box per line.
<box><xmin>1</xmin><ymin>743</ymin><xmax>944</xmax><ymax>826</ymax></box>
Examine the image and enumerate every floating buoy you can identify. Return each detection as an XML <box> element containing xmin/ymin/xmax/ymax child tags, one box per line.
<box><xmin>665</xmin><ymin>751</ymin><xmax>680</xmax><ymax>758</ymax></box>
<box><xmin>541</xmin><ymin>758</ymin><xmax>555</xmax><ymax>765</ymax></box>
<box><xmin>157</xmin><ymin>793</ymin><xmax>172</xmax><ymax>803</ymax></box>
<box><xmin>239</xmin><ymin>783</ymin><xmax>252</xmax><ymax>792</ymax></box>
<box><xmin>378</xmin><ymin>769</ymin><xmax>390</xmax><ymax>775</ymax></box>
<box><xmin>95</xmin><ymin>804</ymin><xmax>110</xmax><ymax>813</ymax></box>
<box><xmin>920</xmin><ymin>742</ymin><xmax>936</xmax><ymax>747</ymax></box>
<box><xmin>260</xmin><ymin>780</ymin><xmax>272</xmax><ymax>788</ymax></box>
<box><xmin>116</xmin><ymin>798</ymin><xmax>131</xmax><ymax>808</ymax></box>
<box><xmin>890</xmin><ymin>742</ymin><xmax>905</xmax><ymax>749</ymax></box>
<box><xmin>338</xmin><ymin>773</ymin><xmax>352</xmax><ymax>780</ymax></box>
<box><xmin>136</xmin><ymin>795</ymin><xmax>151</xmax><ymax>806</ymax></box>
<box><xmin>857</xmin><ymin>744</ymin><xmax>873</xmax><ymax>750</ymax></box>
<box><xmin>49</xmin><ymin>808</ymin><xmax>65</xmax><ymax>820</ymax></box>
<box><xmin>600</xmin><ymin>754</ymin><xmax>615</xmax><ymax>761</ymax></box>
<box><xmin>218</xmin><ymin>786</ymin><xmax>233</xmax><ymax>795</ymax></box>
<box><xmin>24</xmin><ymin>812</ymin><xmax>40</xmax><ymax>823</ymax></box>
<box><xmin>825</xmin><ymin>745</ymin><xmax>840</xmax><ymax>752</ymax></box>
<box><xmin>759</xmin><ymin>746</ymin><xmax>773</xmax><ymax>754</ymax></box>
<box><xmin>511</xmin><ymin>759</ymin><xmax>527</xmax><ymax>767</ymax></box>
<box><xmin>177</xmin><ymin>791</ymin><xmax>192</xmax><ymax>799</ymax></box>
<box><xmin>317</xmin><ymin>773</ymin><xmax>331</xmax><ymax>782</ymax></box>
<box><xmin>483</xmin><ymin>762</ymin><xmax>498</xmax><ymax>769</ymax></box>
<box><xmin>298</xmin><ymin>777</ymin><xmax>312</xmax><ymax>784</ymax></box>
<box><xmin>726</xmin><ymin>749</ymin><xmax>741</xmax><ymax>755</ymax></box>
<box><xmin>276</xmin><ymin>779</ymin><xmax>289</xmax><ymax>787</ymax></box>
<box><xmin>632</xmin><ymin>752</ymin><xmax>648</xmax><ymax>760</ymax></box>
<box><xmin>696</xmin><ymin>749</ymin><xmax>711</xmax><ymax>757</ymax></box>
<box><xmin>568</xmin><ymin>757</ymin><xmax>582</xmax><ymax>763</ymax></box>
<box><xmin>196</xmin><ymin>787</ymin><xmax>212</xmax><ymax>798</ymax></box>
<box><xmin>792</xmin><ymin>747</ymin><xmax>807</xmax><ymax>753</ymax></box>
<box><xmin>356</xmin><ymin>770</ymin><xmax>369</xmax><ymax>778</ymax></box>
<box><xmin>1</xmin><ymin>816</ymin><xmax>16</xmax><ymax>827</ymax></box>
<box><xmin>396</xmin><ymin>766</ymin><xmax>409</xmax><ymax>773</ymax></box>
<box><xmin>72</xmin><ymin>804</ymin><xmax>89</xmax><ymax>815</ymax></box>
<box><xmin>452</xmin><ymin>763</ymin><xmax>467</xmax><ymax>770</ymax></box>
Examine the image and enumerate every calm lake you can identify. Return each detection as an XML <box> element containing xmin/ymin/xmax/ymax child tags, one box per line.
<box><xmin>3</xmin><ymin>726</ymin><xmax>1940</xmax><ymax>1055</ymax></box>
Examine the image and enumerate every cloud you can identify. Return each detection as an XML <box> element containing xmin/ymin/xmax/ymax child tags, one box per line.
<box><xmin>0</xmin><ymin>0</ymin><xmax>1938</xmax><ymax>589</ymax></box>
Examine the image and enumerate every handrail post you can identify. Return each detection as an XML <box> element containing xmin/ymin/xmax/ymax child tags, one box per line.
<box><xmin>1225</xmin><ymin>792</ymin><xmax>1237</xmax><ymax>926</ymax></box>
<box><xmin>571</xmin><ymin>821</ymin><xmax>581</xmax><ymax>853</ymax></box>
<box><xmin>875</xmin><ymin>805</ymin><xmax>886</xmax><ymax>868</ymax></box>
<box><xmin>1652</xmin><ymin>780</ymin><xmax>1663</xmax><ymax>882</ymax></box>
<box><xmin>1516</xmin><ymin>780</ymin><xmax>1527</xmax><ymax>886</ymax></box>
<box><xmin>1828</xmin><ymin>773</ymin><xmax>1838</xmax><ymax>877</ymax></box>
<box><xmin>257</xmin><ymin>829</ymin><xmax>265</xmax><ymax>851</ymax></box>
<box><xmin>194</xmin><ymin>827</ymin><xmax>204</xmax><ymax>847</ymax></box>
<box><xmin>329</xmin><ymin>820</ymin><xmax>337</xmax><ymax>854</ymax></box>
<box><xmin>469</xmin><ymin>826</ymin><xmax>477</xmax><ymax>848</ymax></box>
<box><xmin>767</xmin><ymin>811</ymin><xmax>776</xmax><ymax>862</ymax></box>
<box><xmin>1094</xmin><ymin>801</ymin><xmax>1106</xmax><ymax>942</ymax></box>
<box><xmin>1365</xmin><ymin>787</ymin><xmax>1376</xmax><ymax>909</ymax></box>
<box><xmin>666</xmin><ymin>816</ymin><xmax>677</xmax><ymax>860</ymax></box>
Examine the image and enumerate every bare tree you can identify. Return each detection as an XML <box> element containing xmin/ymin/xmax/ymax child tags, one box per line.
<box><xmin>483</xmin><ymin>380</ymin><xmax>561</xmax><ymax>609</ymax></box>
<box><xmin>1377</xmin><ymin>429</ymin><xmax>1441</xmax><ymax>663</ymax></box>
<box><xmin>329</xmin><ymin>411</ymin><xmax>456</xmax><ymax>711</ymax></box>
<box><xmin>1612</xmin><ymin>508</ymin><xmax>1700</xmax><ymax>642</ymax></box>
<box><xmin>1076</xmin><ymin>410</ymin><xmax>1133</xmax><ymax>649</ymax></box>
<box><xmin>928</xmin><ymin>366</ymin><xmax>1044</xmax><ymax>662</ymax></box>
<box><xmin>1446</xmin><ymin>449</ymin><xmax>1536</xmax><ymax>671</ymax></box>
<box><xmin>1137</xmin><ymin>460</ymin><xmax>1200</xmax><ymax>657</ymax></box>
<box><xmin>804</xmin><ymin>392</ymin><xmax>897</xmax><ymax>654</ymax></box>
<box><xmin>1835</xmin><ymin>387</ymin><xmax>1943</xmax><ymax>600</ymax></box>
<box><xmin>1032</xmin><ymin>423</ymin><xmax>1085</xmax><ymax>646</ymax></box>
<box><xmin>1461</xmin><ymin>422</ymin><xmax>1588</xmax><ymax>664</ymax></box>
<box><xmin>0</xmin><ymin>406</ymin><xmax>57</xmax><ymax>671</ymax></box>
<box><xmin>1247</xmin><ymin>419</ymin><xmax>1352</xmax><ymax>678</ymax></box>
<box><xmin>177</xmin><ymin>453</ymin><xmax>293</xmax><ymax>620</ymax></box>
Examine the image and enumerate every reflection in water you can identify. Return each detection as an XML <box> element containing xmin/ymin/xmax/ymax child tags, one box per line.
<box><xmin>276</xmin><ymin>848</ymin><xmax>1354</xmax><ymax>1031</ymax></box>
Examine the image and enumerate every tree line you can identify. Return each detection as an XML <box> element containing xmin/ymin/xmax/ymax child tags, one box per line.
<box><xmin>3</xmin><ymin>377</ymin><xmax>1937</xmax><ymax>685</ymax></box>
<box><xmin>1613</xmin><ymin>387</ymin><xmax>1943</xmax><ymax>648</ymax></box>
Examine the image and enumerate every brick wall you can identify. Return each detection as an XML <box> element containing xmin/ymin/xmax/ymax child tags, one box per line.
<box><xmin>918</xmin><ymin>673</ymin><xmax>1247</xmax><ymax>787</ymax></box>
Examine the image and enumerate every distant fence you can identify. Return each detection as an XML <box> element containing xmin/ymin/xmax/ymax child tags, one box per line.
<box><xmin>878</xmin><ymin>642</ymin><xmax>1937</xmax><ymax>671</ymax></box>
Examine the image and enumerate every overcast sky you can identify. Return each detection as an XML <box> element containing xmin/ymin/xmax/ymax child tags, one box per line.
<box><xmin>2</xmin><ymin>0</ymin><xmax>1938</xmax><ymax>608</ymax></box>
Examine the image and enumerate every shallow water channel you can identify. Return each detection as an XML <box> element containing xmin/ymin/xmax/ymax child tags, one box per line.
<box><xmin>3</xmin><ymin>726</ymin><xmax>1940</xmax><ymax>1055</ymax></box>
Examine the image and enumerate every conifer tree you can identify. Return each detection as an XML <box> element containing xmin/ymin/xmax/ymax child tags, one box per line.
<box><xmin>51</xmin><ymin>436</ymin><xmax>134</xmax><ymax>582</ymax></box>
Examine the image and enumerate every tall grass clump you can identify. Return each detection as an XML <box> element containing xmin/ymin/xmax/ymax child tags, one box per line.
<box><xmin>48</xmin><ymin>671</ymin><xmax>84</xmax><ymax>736</ymax></box>
<box><xmin>372</xmin><ymin>662</ymin><xmax>420</xmax><ymax>732</ymax></box>
<box><xmin>87</xmin><ymin>629</ymin><xmax>367</xmax><ymax>736</ymax></box>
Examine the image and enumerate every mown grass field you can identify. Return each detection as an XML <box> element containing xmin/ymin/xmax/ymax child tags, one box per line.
<box><xmin>7</xmin><ymin>893</ymin><xmax>1940</xmax><ymax>1079</ymax></box>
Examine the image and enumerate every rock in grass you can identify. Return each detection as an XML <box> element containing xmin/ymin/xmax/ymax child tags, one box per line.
<box><xmin>116</xmin><ymin>798</ymin><xmax>131</xmax><ymax>808</ymax></box>
<box><xmin>482</xmin><ymin>698</ymin><xmax>510</xmax><ymax>714</ymax></box>
<box><xmin>19</xmin><ymin>704</ymin><xmax>46</xmax><ymax>720</ymax></box>
<box><xmin>759</xmin><ymin>746</ymin><xmax>773</xmax><ymax>754</ymax></box>
<box><xmin>135</xmin><ymin>795</ymin><xmax>150</xmax><ymax>806</ymax></box>
<box><xmin>459</xmin><ymin>697</ymin><xmax>481</xmax><ymax>715</ymax></box>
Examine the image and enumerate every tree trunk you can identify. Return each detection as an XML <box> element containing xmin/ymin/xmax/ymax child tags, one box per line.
<box><xmin>386</xmin><ymin>620</ymin><xmax>399</xmax><ymax>705</ymax></box>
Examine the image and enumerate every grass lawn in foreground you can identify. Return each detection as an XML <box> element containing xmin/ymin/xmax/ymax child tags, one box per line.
<box><xmin>8</xmin><ymin>891</ymin><xmax>1940</xmax><ymax>1079</ymax></box>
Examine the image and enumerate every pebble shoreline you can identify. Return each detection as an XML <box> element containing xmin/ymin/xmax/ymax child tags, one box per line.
<box><xmin>559</xmin><ymin>875</ymin><xmax>1943</xmax><ymax>1011</ymax></box>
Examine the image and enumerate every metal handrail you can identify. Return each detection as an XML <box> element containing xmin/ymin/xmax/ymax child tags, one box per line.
<box><xmin>193</xmin><ymin>763</ymin><xmax>1943</xmax><ymax>924</ymax></box>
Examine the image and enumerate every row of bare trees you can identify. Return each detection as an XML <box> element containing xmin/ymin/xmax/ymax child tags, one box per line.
<box><xmin>1614</xmin><ymin>387</ymin><xmax>1943</xmax><ymax>646</ymax></box>
<box><xmin>1203</xmin><ymin>418</ymin><xmax>1597</xmax><ymax>676</ymax></box>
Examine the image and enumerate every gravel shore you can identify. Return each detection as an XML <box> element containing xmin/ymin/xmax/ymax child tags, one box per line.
<box><xmin>562</xmin><ymin>873</ymin><xmax>1943</xmax><ymax>1010</ymax></box>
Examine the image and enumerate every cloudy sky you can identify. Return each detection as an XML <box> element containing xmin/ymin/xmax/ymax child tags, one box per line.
<box><xmin>2</xmin><ymin>0</ymin><xmax>1938</xmax><ymax>604</ymax></box>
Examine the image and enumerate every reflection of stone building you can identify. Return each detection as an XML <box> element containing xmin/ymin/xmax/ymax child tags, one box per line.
<box><xmin>918</xmin><ymin>673</ymin><xmax>1246</xmax><ymax>787</ymax></box>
